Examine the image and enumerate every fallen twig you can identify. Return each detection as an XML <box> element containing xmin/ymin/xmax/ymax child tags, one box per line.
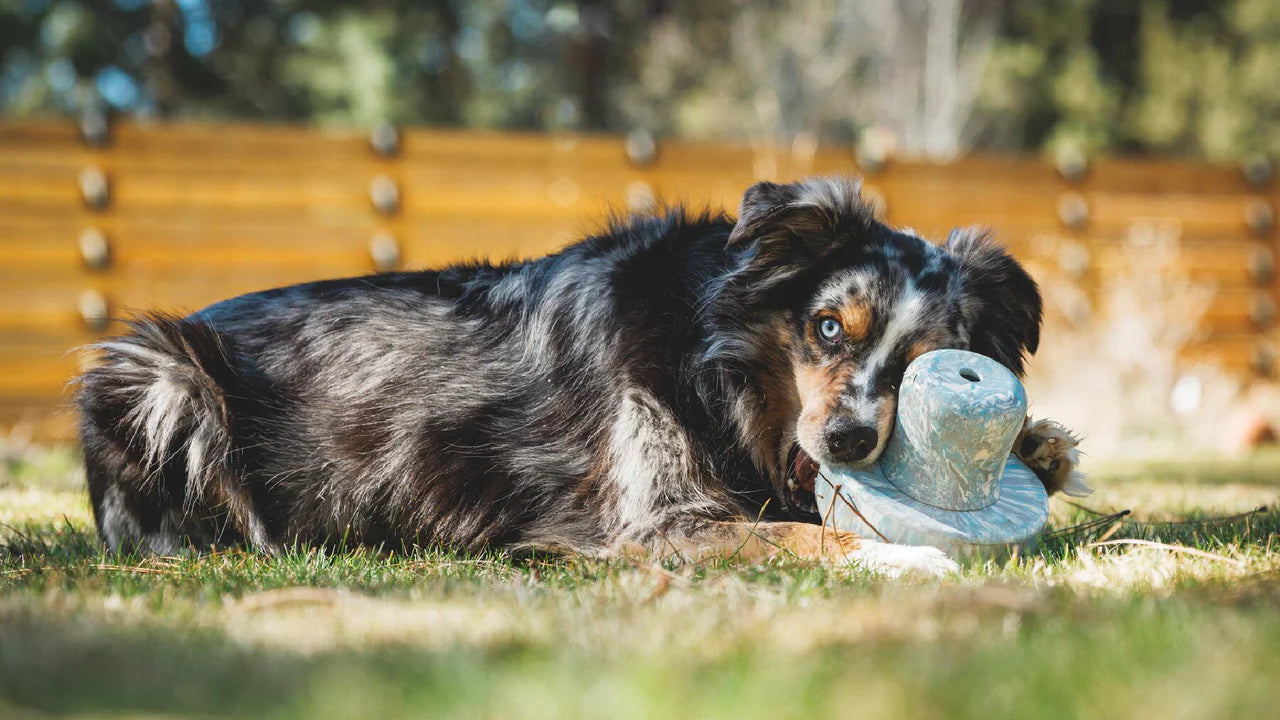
<box><xmin>1066</xmin><ymin>501</ymin><xmax>1270</xmax><ymax>527</ymax></box>
<box><xmin>1043</xmin><ymin>509</ymin><xmax>1131</xmax><ymax>540</ymax></box>
<box><xmin>1088</xmin><ymin>539</ymin><xmax>1246</xmax><ymax>567</ymax></box>
<box><xmin>817</xmin><ymin>470</ymin><xmax>889</xmax><ymax>542</ymax></box>
<box><xmin>1094</xmin><ymin>518</ymin><xmax>1126</xmax><ymax>544</ymax></box>
<box><xmin>90</xmin><ymin>563</ymin><xmax>177</xmax><ymax>576</ymax></box>
<box><xmin>820</xmin><ymin>482</ymin><xmax>840</xmax><ymax>557</ymax></box>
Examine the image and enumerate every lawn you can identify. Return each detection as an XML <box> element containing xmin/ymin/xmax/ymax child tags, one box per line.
<box><xmin>2</xmin><ymin>446</ymin><xmax>1278</xmax><ymax>719</ymax></box>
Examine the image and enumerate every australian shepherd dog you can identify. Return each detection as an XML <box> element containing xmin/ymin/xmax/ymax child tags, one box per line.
<box><xmin>77</xmin><ymin>177</ymin><xmax>1084</xmax><ymax>576</ymax></box>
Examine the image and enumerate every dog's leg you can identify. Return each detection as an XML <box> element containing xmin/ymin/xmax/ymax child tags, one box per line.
<box><xmin>619</xmin><ymin>521</ymin><xmax>957</xmax><ymax>577</ymax></box>
<box><xmin>1014</xmin><ymin>416</ymin><xmax>1091</xmax><ymax>496</ymax></box>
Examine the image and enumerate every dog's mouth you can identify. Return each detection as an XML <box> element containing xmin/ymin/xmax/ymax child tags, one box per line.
<box><xmin>781</xmin><ymin>444</ymin><xmax>821</xmax><ymax>519</ymax></box>
<box><xmin>788</xmin><ymin>445</ymin><xmax>818</xmax><ymax>492</ymax></box>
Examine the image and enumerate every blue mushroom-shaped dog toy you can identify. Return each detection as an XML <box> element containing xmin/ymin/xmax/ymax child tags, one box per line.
<box><xmin>814</xmin><ymin>349</ymin><xmax>1050</xmax><ymax>558</ymax></box>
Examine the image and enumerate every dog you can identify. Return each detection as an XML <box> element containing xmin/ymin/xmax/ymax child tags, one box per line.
<box><xmin>77</xmin><ymin>177</ymin><xmax>1083</xmax><ymax>576</ymax></box>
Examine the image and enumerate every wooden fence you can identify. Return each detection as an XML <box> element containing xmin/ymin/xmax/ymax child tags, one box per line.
<box><xmin>1</xmin><ymin>119</ymin><xmax>1276</xmax><ymax>440</ymax></box>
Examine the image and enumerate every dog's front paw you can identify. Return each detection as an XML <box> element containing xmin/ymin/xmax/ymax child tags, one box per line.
<box><xmin>846</xmin><ymin>541</ymin><xmax>959</xmax><ymax>578</ymax></box>
<box><xmin>1015</xmin><ymin>417</ymin><xmax>1091</xmax><ymax>497</ymax></box>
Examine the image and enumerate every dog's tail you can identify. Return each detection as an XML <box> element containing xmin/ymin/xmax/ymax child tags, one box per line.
<box><xmin>77</xmin><ymin>313</ymin><xmax>270</xmax><ymax>549</ymax></box>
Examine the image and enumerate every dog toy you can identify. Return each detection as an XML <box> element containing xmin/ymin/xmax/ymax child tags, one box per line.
<box><xmin>814</xmin><ymin>349</ymin><xmax>1048</xmax><ymax>559</ymax></box>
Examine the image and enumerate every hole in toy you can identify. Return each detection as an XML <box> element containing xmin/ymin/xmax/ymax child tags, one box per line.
<box><xmin>959</xmin><ymin>368</ymin><xmax>980</xmax><ymax>382</ymax></box>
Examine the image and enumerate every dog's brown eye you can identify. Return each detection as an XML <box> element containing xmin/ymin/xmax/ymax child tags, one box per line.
<box><xmin>817</xmin><ymin>317</ymin><xmax>844</xmax><ymax>343</ymax></box>
<box><xmin>1048</xmin><ymin>460</ymin><xmax>1061</xmax><ymax>473</ymax></box>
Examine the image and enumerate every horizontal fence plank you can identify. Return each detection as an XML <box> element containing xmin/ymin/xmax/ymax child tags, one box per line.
<box><xmin>1</xmin><ymin>119</ymin><xmax>1276</xmax><ymax>440</ymax></box>
<box><xmin>6</xmin><ymin>121</ymin><xmax>1260</xmax><ymax>193</ymax></box>
<box><xmin>0</xmin><ymin>403</ymin><xmax>77</xmax><ymax>441</ymax></box>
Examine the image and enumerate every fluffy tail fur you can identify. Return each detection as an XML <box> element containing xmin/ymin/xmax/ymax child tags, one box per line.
<box><xmin>77</xmin><ymin>314</ymin><xmax>270</xmax><ymax>553</ymax></box>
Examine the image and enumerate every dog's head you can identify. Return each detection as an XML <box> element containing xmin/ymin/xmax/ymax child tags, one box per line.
<box><xmin>725</xmin><ymin>177</ymin><xmax>1042</xmax><ymax>475</ymax></box>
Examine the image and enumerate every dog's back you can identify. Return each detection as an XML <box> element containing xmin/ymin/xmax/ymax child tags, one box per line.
<box><xmin>78</xmin><ymin>213</ymin><xmax>748</xmax><ymax>555</ymax></box>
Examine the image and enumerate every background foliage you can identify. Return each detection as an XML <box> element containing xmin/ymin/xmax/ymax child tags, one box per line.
<box><xmin>2</xmin><ymin>0</ymin><xmax>1278</xmax><ymax>159</ymax></box>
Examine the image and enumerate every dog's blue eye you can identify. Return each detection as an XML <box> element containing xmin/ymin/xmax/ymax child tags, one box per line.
<box><xmin>818</xmin><ymin>317</ymin><xmax>844</xmax><ymax>342</ymax></box>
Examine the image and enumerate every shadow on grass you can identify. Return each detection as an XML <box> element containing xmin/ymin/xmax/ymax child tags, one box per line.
<box><xmin>1</xmin><ymin>519</ymin><xmax>101</xmax><ymax>564</ymax></box>
<box><xmin>3</xmin><ymin>610</ymin><xmax>621</xmax><ymax>719</ymax></box>
<box><xmin>5</xmin><ymin>583</ymin><xmax>1280</xmax><ymax>719</ymax></box>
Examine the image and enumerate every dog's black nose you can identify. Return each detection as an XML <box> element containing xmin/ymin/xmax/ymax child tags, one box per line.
<box><xmin>824</xmin><ymin>417</ymin><xmax>878</xmax><ymax>464</ymax></box>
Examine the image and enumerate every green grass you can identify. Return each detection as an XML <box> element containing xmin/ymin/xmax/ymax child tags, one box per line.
<box><xmin>1</xmin><ymin>448</ymin><xmax>1278</xmax><ymax>719</ymax></box>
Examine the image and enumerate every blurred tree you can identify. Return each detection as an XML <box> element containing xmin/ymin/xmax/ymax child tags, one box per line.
<box><xmin>0</xmin><ymin>0</ymin><xmax>623</xmax><ymax>129</ymax></box>
<box><xmin>0</xmin><ymin>0</ymin><xmax>1275</xmax><ymax>159</ymax></box>
<box><xmin>615</xmin><ymin>0</ymin><xmax>1002</xmax><ymax>155</ymax></box>
<box><xmin>974</xmin><ymin>0</ymin><xmax>1280</xmax><ymax>160</ymax></box>
<box><xmin>1128</xmin><ymin>0</ymin><xmax>1280</xmax><ymax>159</ymax></box>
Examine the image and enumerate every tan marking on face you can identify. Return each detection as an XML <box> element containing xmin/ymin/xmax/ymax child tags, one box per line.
<box><xmin>794</xmin><ymin>361</ymin><xmax>854</xmax><ymax>459</ymax></box>
<box><xmin>836</xmin><ymin>299</ymin><xmax>872</xmax><ymax>342</ymax></box>
<box><xmin>874</xmin><ymin>394</ymin><xmax>897</xmax><ymax>439</ymax></box>
<box><xmin>906</xmin><ymin>341</ymin><xmax>935</xmax><ymax>366</ymax></box>
<box><xmin>735</xmin><ymin>317</ymin><xmax>802</xmax><ymax>483</ymax></box>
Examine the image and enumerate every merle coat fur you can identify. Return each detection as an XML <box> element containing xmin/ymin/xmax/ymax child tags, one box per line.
<box><xmin>78</xmin><ymin>177</ymin><xmax>1066</xmax><ymax>572</ymax></box>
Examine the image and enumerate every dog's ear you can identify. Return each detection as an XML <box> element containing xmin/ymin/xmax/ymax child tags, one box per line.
<box><xmin>727</xmin><ymin>181</ymin><xmax>800</xmax><ymax>247</ymax></box>
<box><xmin>946</xmin><ymin>227</ymin><xmax>1043</xmax><ymax>376</ymax></box>
<box><xmin>726</xmin><ymin>178</ymin><xmax>872</xmax><ymax>290</ymax></box>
